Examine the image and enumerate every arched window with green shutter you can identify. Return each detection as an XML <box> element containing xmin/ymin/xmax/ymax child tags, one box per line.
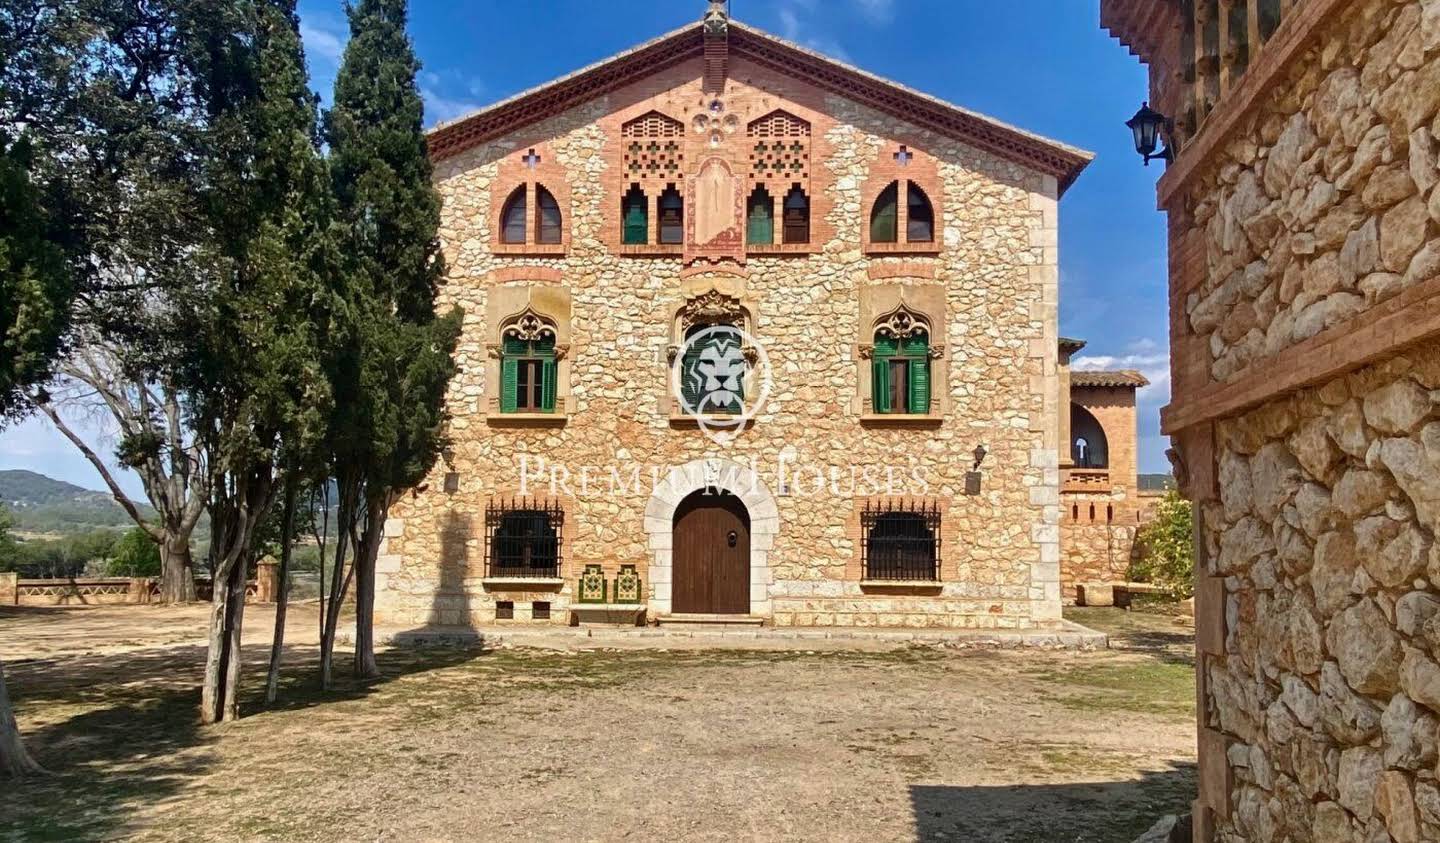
<box><xmin>622</xmin><ymin>185</ymin><xmax>648</xmax><ymax>245</ymax></box>
<box><xmin>871</xmin><ymin>328</ymin><xmax>930</xmax><ymax>414</ymax></box>
<box><xmin>746</xmin><ymin>186</ymin><xmax>773</xmax><ymax>245</ymax></box>
<box><xmin>500</xmin><ymin>334</ymin><xmax>557</xmax><ymax>413</ymax></box>
<box><xmin>870</xmin><ymin>181</ymin><xmax>899</xmax><ymax>243</ymax></box>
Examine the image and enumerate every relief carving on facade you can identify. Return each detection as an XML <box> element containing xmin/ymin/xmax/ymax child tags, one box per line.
<box><xmin>685</xmin><ymin>156</ymin><xmax>745</xmax><ymax>266</ymax></box>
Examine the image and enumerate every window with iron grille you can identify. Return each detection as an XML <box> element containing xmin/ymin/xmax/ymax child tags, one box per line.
<box><xmin>485</xmin><ymin>499</ymin><xmax>564</xmax><ymax>578</ymax></box>
<box><xmin>861</xmin><ymin>500</ymin><xmax>941</xmax><ymax>581</ymax></box>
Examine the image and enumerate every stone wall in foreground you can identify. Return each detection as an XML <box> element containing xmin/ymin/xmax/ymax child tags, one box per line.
<box><xmin>1204</xmin><ymin>346</ymin><xmax>1440</xmax><ymax>842</ymax></box>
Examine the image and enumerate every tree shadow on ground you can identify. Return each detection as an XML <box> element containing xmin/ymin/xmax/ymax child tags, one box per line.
<box><xmin>0</xmin><ymin>639</ymin><xmax>483</xmax><ymax>840</ymax></box>
<box><xmin>909</xmin><ymin>761</ymin><xmax>1196</xmax><ymax>843</ymax></box>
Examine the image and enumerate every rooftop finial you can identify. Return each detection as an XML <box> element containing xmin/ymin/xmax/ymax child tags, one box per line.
<box><xmin>704</xmin><ymin>0</ymin><xmax>729</xmax><ymax>36</ymax></box>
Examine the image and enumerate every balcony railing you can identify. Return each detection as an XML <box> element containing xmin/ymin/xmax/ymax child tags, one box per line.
<box><xmin>1180</xmin><ymin>0</ymin><xmax>1295</xmax><ymax>143</ymax></box>
<box><xmin>1064</xmin><ymin>468</ymin><xmax>1113</xmax><ymax>493</ymax></box>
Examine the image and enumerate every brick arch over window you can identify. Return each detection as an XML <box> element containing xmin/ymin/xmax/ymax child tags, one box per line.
<box><xmin>492</xmin><ymin>143</ymin><xmax>570</xmax><ymax>254</ymax></box>
<box><xmin>482</xmin><ymin>285</ymin><xmax>574</xmax><ymax>423</ymax></box>
<box><xmin>746</xmin><ymin>110</ymin><xmax>815</xmax><ymax>252</ymax></box>
<box><xmin>861</xmin><ymin>143</ymin><xmax>941</xmax><ymax>254</ymax></box>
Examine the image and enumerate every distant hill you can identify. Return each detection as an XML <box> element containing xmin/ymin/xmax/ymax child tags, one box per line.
<box><xmin>0</xmin><ymin>470</ymin><xmax>155</xmax><ymax>535</ymax></box>
<box><xmin>1138</xmin><ymin>473</ymin><xmax>1176</xmax><ymax>492</ymax></box>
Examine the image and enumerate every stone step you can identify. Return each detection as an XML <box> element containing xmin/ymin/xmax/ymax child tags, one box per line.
<box><xmin>655</xmin><ymin>613</ymin><xmax>766</xmax><ymax>627</ymax></box>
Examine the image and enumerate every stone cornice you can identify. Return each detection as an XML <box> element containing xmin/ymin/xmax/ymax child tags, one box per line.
<box><xmin>426</xmin><ymin>21</ymin><xmax>1092</xmax><ymax>194</ymax></box>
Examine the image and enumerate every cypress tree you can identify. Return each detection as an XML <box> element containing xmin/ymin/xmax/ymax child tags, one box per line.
<box><xmin>320</xmin><ymin>0</ymin><xmax>460</xmax><ymax>682</ymax></box>
<box><xmin>184</xmin><ymin>0</ymin><xmax>336</xmax><ymax>724</ymax></box>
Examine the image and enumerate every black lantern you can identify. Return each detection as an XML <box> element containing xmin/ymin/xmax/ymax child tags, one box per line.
<box><xmin>1126</xmin><ymin>102</ymin><xmax>1173</xmax><ymax>166</ymax></box>
<box><xmin>972</xmin><ymin>444</ymin><xmax>989</xmax><ymax>471</ymax></box>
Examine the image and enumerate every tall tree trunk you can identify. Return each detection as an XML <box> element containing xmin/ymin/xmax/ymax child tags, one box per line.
<box><xmin>159</xmin><ymin>536</ymin><xmax>197</xmax><ymax>603</ymax></box>
<box><xmin>352</xmin><ymin>496</ymin><xmax>387</xmax><ymax>680</ymax></box>
<box><xmin>221</xmin><ymin>560</ymin><xmax>248</xmax><ymax>721</ymax></box>
<box><xmin>320</xmin><ymin>481</ymin><xmax>357</xmax><ymax>690</ymax></box>
<box><xmin>200</xmin><ymin>564</ymin><xmax>236</xmax><ymax>724</ymax></box>
<box><xmin>0</xmin><ymin>654</ymin><xmax>45</xmax><ymax>778</ymax></box>
<box><xmin>265</xmin><ymin>476</ymin><xmax>298</xmax><ymax>704</ymax></box>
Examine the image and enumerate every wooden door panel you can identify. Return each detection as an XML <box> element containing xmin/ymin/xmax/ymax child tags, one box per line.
<box><xmin>673</xmin><ymin>492</ymin><xmax>751</xmax><ymax>614</ymax></box>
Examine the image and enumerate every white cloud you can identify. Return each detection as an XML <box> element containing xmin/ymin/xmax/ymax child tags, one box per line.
<box><xmin>422</xmin><ymin>87</ymin><xmax>482</xmax><ymax>126</ymax></box>
<box><xmin>1073</xmin><ymin>349</ymin><xmax>1172</xmax><ymax>404</ymax></box>
<box><xmin>300</xmin><ymin>17</ymin><xmax>347</xmax><ymax>67</ymax></box>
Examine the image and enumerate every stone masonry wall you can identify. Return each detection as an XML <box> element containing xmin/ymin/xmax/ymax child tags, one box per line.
<box><xmin>1203</xmin><ymin>347</ymin><xmax>1440</xmax><ymax>842</ymax></box>
<box><xmin>1185</xmin><ymin>1</ymin><xmax>1440</xmax><ymax>384</ymax></box>
<box><xmin>375</xmin><ymin>55</ymin><xmax>1063</xmax><ymax>631</ymax></box>
<box><xmin>1175</xmin><ymin>2</ymin><xmax>1440</xmax><ymax>839</ymax></box>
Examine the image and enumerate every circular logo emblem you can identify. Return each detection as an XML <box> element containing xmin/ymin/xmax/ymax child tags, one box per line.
<box><xmin>671</xmin><ymin>325</ymin><xmax>771</xmax><ymax>447</ymax></box>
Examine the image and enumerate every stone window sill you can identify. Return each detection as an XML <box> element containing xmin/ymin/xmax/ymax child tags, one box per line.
<box><xmin>668</xmin><ymin>413</ymin><xmax>754</xmax><ymax>430</ymax></box>
<box><xmin>864</xmin><ymin>243</ymin><xmax>941</xmax><ymax>257</ymax></box>
<box><xmin>859</xmin><ymin>579</ymin><xmax>944</xmax><ymax>591</ymax></box>
<box><xmin>492</xmin><ymin>243</ymin><xmax>567</xmax><ymax>257</ymax></box>
<box><xmin>860</xmin><ymin>414</ymin><xmax>943</xmax><ymax>428</ymax></box>
<box><xmin>486</xmin><ymin>412</ymin><xmax>568</xmax><ymax>427</ymax></box>
<box><xmin>618</xmin><ymin>244</ymin><xmax>683</xmax><ymax>257</ymax></box>
<box><xmin>481</xmin><ymin>577</ymin><xmax>565</xmax><ymax>590</ymax></box>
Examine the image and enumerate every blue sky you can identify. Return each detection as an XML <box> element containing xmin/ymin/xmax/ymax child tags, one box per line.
<box><xmin>0</xmin><ymin>0</ymin><xmax>1171</xmax><ymax>497</ymax></box>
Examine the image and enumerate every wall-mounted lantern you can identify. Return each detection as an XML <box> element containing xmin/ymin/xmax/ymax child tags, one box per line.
<box><xmin>965</xmin><ymin>444</ymin><xmax>989</xmax><ymax>496</ymax></box>
<box><xmin>1126</xmin><ymin>102</ymin><xmax>1174</xmax><ymax>167</ymax></box>
<box><xmin>972</xmin><ymin>445</ymin><xmax>989</xmax><ymax>471</ymax></box>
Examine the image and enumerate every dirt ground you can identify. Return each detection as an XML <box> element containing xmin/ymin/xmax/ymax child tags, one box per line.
<box><xmin>0</xmin><ymin>603</ymin><xmax>1196</xmax><ymax>843</ymax></box>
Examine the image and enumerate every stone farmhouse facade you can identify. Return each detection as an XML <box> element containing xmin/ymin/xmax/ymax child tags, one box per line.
<box><xmin>1104</xmin><ymin>1</ymin><xmax>1440</xmax><ymax>840</ymax></box>
<box><xmin>374</xmin><ymin>3</ymin><xmax>1098</xmax><ymax>632</ymax></box>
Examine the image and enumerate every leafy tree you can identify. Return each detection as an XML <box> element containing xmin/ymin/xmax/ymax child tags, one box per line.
<box><xmin>0</xmin><ymin>506</ymin><xmax>15</xmax><ymax>568</ymax></box>
<box><xmin>1130</xmin><ymin>489</ymin><xmax>1196</xmax><ymax>599</ymax></box>
<box><xmin>317</xmin><ymin>0</ymin><xmax>460</xmax><ymax>685</ymax></box>
<box><xmin>107</xmin><ymin>527</ymin><xmax>162</xmax><ymax>577</ymax></box>
<box><xmin>182</xmin><ymin>0</ymin><xmax>336</xmax><ymax>725</ymax></box>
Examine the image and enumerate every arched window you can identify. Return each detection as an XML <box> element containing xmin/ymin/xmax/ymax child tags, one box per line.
<box><xmin>536</xmin><ymin>186</ymin><xmax>562</xmax><ymax>245</ymax></box>
<box><xmin>679</xmin><ymin>323</ymin><xmax>744</xmax><ymax>416</ymax></box>
<box><xmin>906</xmin><ymin>184</ymin><xmax>935</xmax><ymax>243</ymax></box>
<box><xmin>870</xmin><ymin>181</ymin><xmax>899</xmax><ymax>243</ymax></box>
<box><xmin>783</xmin><ymin>185</ymin><xmax>809</xmax><ymax>244</ymax></box>
<box><xmin>746</xmin><ymin>186</ymin><xmax>773</xmax><ymax>246</ymax></box>
<box><xmin>500</xmin><ymin>186</ymin><xmax>527</xmax><ymax>244</ymax></box>
<box><xmin>658</xmin><ymin>185</ymin><xmax>684</xmax><ymax>245</ymax></box>
<box><xmin>500</xmin><ymin>313</ymin><xmax>558</xmax><ymax>414</ymax></box>
<box><xmin>871</xmin><ymin>308</ymin><xmax>931</xmax><ymax>415</ymax></box>
<box><xmin>1070</xmin><ymin>405</ymin><xmax>1111</xmax><ymax>468</ymax></box>
<box><xmin>622</xmin><ymin>184</ymin><xmax>648</xmax><ymax>245</ymax></box>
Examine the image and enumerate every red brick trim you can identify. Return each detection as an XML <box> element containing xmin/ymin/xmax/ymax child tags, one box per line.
<box><xmin>1163</xmin><ymin>273</ymin><xmax>1440</xmax><ymax>434</ymax></box>
<box><xmin>426</xmin><ymin>23</ymin><xmax>1090</xmax><ymax>193</ymax></box>
<box><xmin>868</xmin><ymin>261</ymin><xmax>938</xmax><ymax>281</ymax></box>
<box><xmin>486</xmin><ymin>267</ymin><xmax>565</xmax><ymax>285</ymax></box>
<box><xmin>492</xmin><ymin>145</ymin><xmax>572</xmax><ymax>254</ymax></box>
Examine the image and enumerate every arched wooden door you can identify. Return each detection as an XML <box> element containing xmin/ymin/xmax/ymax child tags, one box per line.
<box><xmin>672</xmin><ymin>491</ymin><xmax>751</xmax><ymax>614</ymax></box>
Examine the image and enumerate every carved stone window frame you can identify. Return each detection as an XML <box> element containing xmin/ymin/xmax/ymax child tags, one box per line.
<box><xmin>855</xmin><ymin>283</ymin><xmax>948</xmax><ymax>422</ymax></box>
<box><xmin>661</xmin><ymin>275</ymin><xmax>760</xmax><ymax>420</ymax></box>
<box><xmin>483</xmin><ymin>284</ymin><xmax>574</xmax><ymax>425</ymax></box>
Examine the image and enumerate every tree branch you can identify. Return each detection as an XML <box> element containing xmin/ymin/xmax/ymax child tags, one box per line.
<box><xmin>35</xmin><ymin>402</ymin><xmax>160</xmax><ymax>541</ymax></box>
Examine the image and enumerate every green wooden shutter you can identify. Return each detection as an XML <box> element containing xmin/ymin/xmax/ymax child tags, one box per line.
<box><xmin>540</xmin><ymin>356</ymin><xmax>557</xmax><ymax>412</ymax></box>
<box><xmin>872</xmin><ymin>336</ymin><xmax>899</xmax><ymax>414</ymax></box>
<box><xmin>500</xmin><ymin>357</ymin><xmax>519</xmax><ymax>413</ymax></box>
<box><xmin>623</xmin><ymin>198</ymin><xmax>648</xmax><ymax>244</ymax></box>
<box><xmin>909</xmin><ymin>358</ymin><xmax>931</xmax><ymax>414</ymax></box>
<box><xmin>680</xmin><ymin>337</ymin><xmax>706</xmax><ymax>413</ymax></box>
<box><xmin>747</xmin><ymin>198</ymin><xmax>773</xmax><ymax>245</ymax></box>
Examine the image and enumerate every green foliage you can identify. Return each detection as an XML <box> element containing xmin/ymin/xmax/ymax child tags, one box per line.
<box><xmin>1129</xmin><ymin>490</ymin><xmax>1196</xmax><ymax>598</ymax></box>
<box><xmin>107</xmin><ymin>527</ymin><xmax>162</xmax><ymax>577</ymax></box>
<box><xmin>0</xmin><ymin>504</ymin><xmax>15</xmax><ymax>564</ymax></box>
<box><xmin>323</xmin><ymin>0</ymin><xmax>460</xmax><ymax>506</ymax></box>
<box><xmin>4</xmin><ymin>528</ymin><xmax>121</xmax><ymax>577</ymax></box>
<box><xmin>0</xmin><ymin>470</ymin><xmax>161</xmax><ymax>533</ymax></box>
<box><xmin>0</xmin><ymin>134</ymin><xmax>72</xmax><ymax>419</ymax></box>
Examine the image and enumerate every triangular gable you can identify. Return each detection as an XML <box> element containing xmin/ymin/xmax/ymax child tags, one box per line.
<box><xmin>426</xmin><ymin>20</ymin><xmax>1093</xmax><ymax>194</ymax></box>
